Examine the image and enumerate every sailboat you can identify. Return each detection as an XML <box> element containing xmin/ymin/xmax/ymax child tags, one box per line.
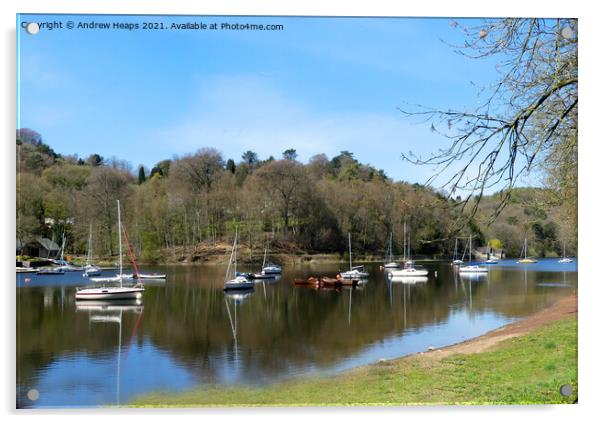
<box><xmin>517</xmin><ymin>235</ymin><xmax>537</xmax><ymax>263</ymax></box>
<box><xmin>459</xmin><ymin>235</ymin><xmax>488</xmax><ymax>273</ymax></box>
<box><xmin>340</xmin><ymin>232</ymin><xmax>369</xmax><ymax>279</ymax></box>
<box><xmin>224</xmin><ymin>227</ymin><xmax>255</xmax><ymax>291</ymax></box>
<box><xmin>120</xmin><ymin>226</ymin><xmax>166</xmax><ymax>280</ymax></box>
<box><xmin>261</xmin><ymin>242</ymin><xmax>282</xmax><ymax>275</ymax></box>
<box><xmin>249</xmin><ymin>246</ymin><xmax>277</xmax><ymax>279</ymax></box>
<box><xmin>384</xmin><ymin>232</ymin><xmax>400</xmax><ymax>268</ymax></box>
<box><xmin>76</xmin><ymin>200</ymin><xmax>145</xmax><ymax>300</ymax></box>
<box><xmin>38</xmin><ymin>234</ymin><xmax>79</xmax><ymax>274</ymax></box>
<box><xmin>83</xmin><ymin>224</ymin><xmax>102</xmax><ymax>277</ymax></box>
<box><xmin>451</xmin><ymin>237</ymin><xmax>463</xmax><ymax>265</ymax></box>
<box><xmin>558</xmin><ymin>241</ymin><xmax>573</xmax><ymax>263</ymax></box>
<box><xmin>389</xmin><ymin>223</ymin><xmax>428</xmax><ymax>277</ymax></box>
<box><xmin>483</xmin><ymin>241</ymin><xmax>498</xmax><ymax>264</ymax></box>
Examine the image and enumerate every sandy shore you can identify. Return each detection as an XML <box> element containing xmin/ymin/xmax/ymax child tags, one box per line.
<box><xmin>417</xmin><ymin>292</ymin><xmax>577</xmax><ymax>359</ymax></box>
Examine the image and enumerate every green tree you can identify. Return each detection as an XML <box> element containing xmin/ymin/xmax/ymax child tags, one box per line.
<box><xmin>242</xmin><ymin>150</ymin><xmax>259</xmax><ymax>166</ymax></box>
<box><xmin>282</xmin><ymin>149</ymin><xmax>298</xmax><ymax>161</ymax></box>
<box><xmin>138</xmin><ymin>166</ymin><xmax>147</xmax><ymax>184</ymax></box>
<box><xmin>226</xmin><ymin>159</ymin><xmax>236</xmax><ymax>174</ymax></box>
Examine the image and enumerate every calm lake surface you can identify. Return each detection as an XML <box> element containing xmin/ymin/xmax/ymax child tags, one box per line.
<box><xmin>16</xmin><ymin>259</ymin><xmax>577</xmax><ymax>408</ymax></box>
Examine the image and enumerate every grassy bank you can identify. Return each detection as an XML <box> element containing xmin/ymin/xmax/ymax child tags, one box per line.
<box><xmin>132</xmin><ymin>315</ymin><xmax>577</xmax><ymax>407</ymax></box>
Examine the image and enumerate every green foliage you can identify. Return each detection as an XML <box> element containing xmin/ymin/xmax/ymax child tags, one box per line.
<box><xmin>138</xmin><ymin>166</ymin><xmax>146</xmax><ymax>184</ymax></box>
<box><xmin>489</xmin><ymin>238</ymin><xmax>503</xmax><ymax>250</ymax></box>
<box><xmin>242</xmin><ymin>150</ymin><xmax>258</xmax><ymax>165</ymax></box>
<box><xmin>226</xmin><ymin>159</ymin><xmax>236</xmax><ymax>174</ymax></box>
<box><xmin>282</xmin><ymin>149</ymin><xmax>298</xmax><ymax>161</ymax></box>
<box><xmin>16</xmin><ymin>129</ymin><xmax>574</xmax><ymax>260</ymax></box>
<box><xmin>140</xmin><ymin>231</ymin><xmax>162</xmax><ymax>263</ymax></box>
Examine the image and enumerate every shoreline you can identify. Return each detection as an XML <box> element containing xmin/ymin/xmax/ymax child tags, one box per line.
<box><xmin>132</xmin><ymin>291</ymin><xmax>577</xmax><ymax>407</ymax></box>
<box><xmin>415</xmin><ymin>292</ymin><xmax>577</xmax><ymax>359</ymax></box>
<box><xmin>20</xmin><ymin>254</ymin><xmax>571</xmax><ymax>267</ymax></box>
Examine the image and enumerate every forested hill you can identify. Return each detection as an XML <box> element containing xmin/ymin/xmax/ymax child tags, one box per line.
<box><xmin>16</xmin><ymin>128</ymin><xmax>575</xmax><ymax>263</ymax></box>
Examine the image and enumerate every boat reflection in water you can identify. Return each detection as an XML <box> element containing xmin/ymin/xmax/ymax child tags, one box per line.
<box><xmin>224</xmin><ymin>290</ymin><xmax>254</xmax><ymax>341</ymax></box>
<box><xmin>17</xmin><ymin>259</ymin><xmax>577</xmax><ymax>407</ymax></box>
<box><xmin>75</xmin><ymin>299</ymin><xmax>144</xmax><ymax>406</ymax></box>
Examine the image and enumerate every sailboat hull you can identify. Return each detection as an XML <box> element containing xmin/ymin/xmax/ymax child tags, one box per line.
<box><xmin>389</xmin><ymin>268</ymin><xmax>428</xmax><ymax>277</ymax></box>
<box><xmin>459</xmin><ymin>265</ymin><xmax>488</xmax><ymax>273</ymax></box>
<box><xmin>389</xmin><ymin>276</ymin><xmax>428</xmax><ymax>284</ymax></box>
<box><xmin>75</xmin><ymin>287</ymin><xmax>144</xmax><ymax>300</ymax></box>
<box><xmin>262</xmin><ymin>266</ymin><xmax>282</xmax><ymax>274</ymax></box>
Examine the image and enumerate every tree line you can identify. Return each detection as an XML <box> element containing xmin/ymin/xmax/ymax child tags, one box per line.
<box><xmin>16</xmin><ymin>128</ymin><xmax>575</xmax><ymax>263</ymax></box>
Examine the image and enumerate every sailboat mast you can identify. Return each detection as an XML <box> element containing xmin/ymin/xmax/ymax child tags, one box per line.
<box><xmin>454</xmin><ymin>238</ymin><xmax>458</xmax><ymax>261</ymax></box>
<box><xmin>225</xmin><ymin>230</ymin><xmax>236</xmax><ymax>283</ymax></box>
<box><xmin>61</xmin><ymin>233</ymin><xmax>65</xmax><ymax>262</ymax></box>
<box><xmin>117</xmin><ymin>200</ymin><xmax>123</xmax><ymax>285</ymax></box>
<box><xmin>469</xmin><ymin>234</ymin><xmax>472</xmax><ymax>261</ymax></box>
<box><xmin>348</xmin><ymin>232</ymin><xmax>352</xmax><ymax>271</ymax></box>
<box><xmin>408</xmin><ymin>227</ymin><xmax>411</xmax><ymax>260</ymax></box>
<box><xmin>403</xmin><ymin>221</ymin><xmax>407</xmax><ymax>262</ymax></box>
<box><xmin>86</xmin><ymin>224</ymin><xmax>92</xmax><ymax>266</ymax></box>
<box><xmin>234</xmin><ymin>227</ymin><xmax>238</xmax><ymax>276</ymax></box>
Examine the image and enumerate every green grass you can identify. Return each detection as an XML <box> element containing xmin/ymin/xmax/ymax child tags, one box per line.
<box><xmin>131</xmin><ymin>316</ymin><xmax>577</xmax><ymax>407</ymax></box>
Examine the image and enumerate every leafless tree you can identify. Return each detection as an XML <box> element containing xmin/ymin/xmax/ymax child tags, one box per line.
<box><xmin>400</xmin><ymin>18</ymin><xmax>577</xmax><ymax>230</ymax></box>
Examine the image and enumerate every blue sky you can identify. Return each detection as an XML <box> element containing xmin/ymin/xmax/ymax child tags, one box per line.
<box><xmin>17</xmin><ymin>14</ymin><xmax>522</xmax><ymax>190</ymax></box>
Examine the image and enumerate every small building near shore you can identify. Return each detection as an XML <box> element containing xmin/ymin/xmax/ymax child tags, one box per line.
<box><xmin>21</xmin><ymin>238</ymin><xmax>60</xmax><ymax>258</ymax></box>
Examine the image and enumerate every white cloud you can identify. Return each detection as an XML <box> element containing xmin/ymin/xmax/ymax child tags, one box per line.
<box><xmin>148</xmin><ymin>74</ymin><xmax>446</xmax><ymax>183</ymax></box>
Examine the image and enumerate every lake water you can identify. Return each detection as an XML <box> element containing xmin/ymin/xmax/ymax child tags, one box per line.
<box><xmin>16</xmin><ymin>258</ymin><xmax>578</xmax><ymax>408</ymax></box>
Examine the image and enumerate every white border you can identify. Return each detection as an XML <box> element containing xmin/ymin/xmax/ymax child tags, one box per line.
<box><xmin>2</xmin><ymin>1</ymin><xmax>600</xmax><ymax>423</ymax></box>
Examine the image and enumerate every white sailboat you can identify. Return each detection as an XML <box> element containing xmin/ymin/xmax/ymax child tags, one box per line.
<box><xmin>459</xmin><ymin>235</ymin><xmax>488</xmax><ymax>274</ymax></box>
<box><xmin>558</xmin><ymin>241</ymin><xmax>573</xmax><ymax>263</ymax></box>
<box><xmin>483</xmin><ymin>242</ymin><xmax>498</xmax><ymax>264</ymax></box>
<box><xmin>451</xmin><ymin>237</ymin><xmax>463</xmax><ymax>265</ymax></box>
<box><xmin>340</xmin><ymin>232</ymin><xmax>369</xmax><ymax>279</ymax></box>
<box><xmin>83</xmin><ymin>224</ymin><xmax>102</xmax><ymax>277</ymax></box>
<box><xmin>261</xmin><ymin>242</ymin><xmax>282</xmax><ymax>275</ymax></box>
<box><xmin>389</xmin><ymin>223</ymin><xmax>428</xmax><ymax>277</ymax></box>
<box><xmin>224</xmin><ymin>227</ymin><xmax>255</xmax><ymax>291</ymax></box>
<box><xmin>251</xmin><ymin>246</ymin><xmax>277</xmax><ymax>280</ymax></box>
<box><xmin>389</xmin><ymin>275</ymin><xmax>428</xmax><ymax>284</ymax></box>
<box><xmin>384</xmin><ymin>232</ymin><xmax>400</xmax><ymax>268</ymax></box>
<box><xmin>52</xmin><ymin>234</ymin><xmax>82</xmax><ymax>272</ymax></box>
<box><xmin>77</xmin><ymin>200</ymin><xmax>144</xmax><ymax>300</ymax></box>
<box><xmin>517</xmin><ymin>234</ymin><xmax>537</xmax><ymax>263</ymax></box>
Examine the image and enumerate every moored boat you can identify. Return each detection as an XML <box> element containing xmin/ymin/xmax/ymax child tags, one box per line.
<box><xmin>340</xmin><ymin>233</ymin><xmax>369</xmax><ymax>279</ymax></box>
<box><xmin>517</xmin><ymin>235</ymin><xmax>537</xmax><ymax>264</ymax></box>
<box><xmin>558</xmin><ymin>241</ymin><xmax>573</xmax><ymax>263</ymax></box>
<box><xmin>16</xmin><ymin>267</ymin><xmax>38</xmax><ymax>273</ymax></box>
<box><xmin>389</xmin><ymin>275</ymin><xmax>428</xmax><ymax>284</ymax></box>
<box><xmin>36</xmin><ymin>267</ymin><xmax>65</xmax><ymax>275</ymax></box>
<box><xmin>459</xmin><ymin>235</ymin><xmax>489</xmax><ymax>274</ymax></box>
<box><xmin>389</xmin><ymin>265</ymin><xmax>428</xmax><ymax>277</ymax></box>
<box><xmin>77</xmin><ymin>200</ymin><xmax>145</xmax><ymax>300</ymax></box>
<box><xmin>75</xmin><ymin>285</ymin><xmax>144</xmax><ymax>300</ymax></box>
<box><xmin>383</xmin><ymin>232</ymin><xmax>400</xmax><ymax>268</ymax></box>
<box><xmin>223</xmin><ymin>227</ymin><xmax>254</xmax><ymax>291</ymax></box>
<box><xmin>83</xmin><ymin>224</ymin><xmax>102</xmax><ymax>277</ymax></box>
